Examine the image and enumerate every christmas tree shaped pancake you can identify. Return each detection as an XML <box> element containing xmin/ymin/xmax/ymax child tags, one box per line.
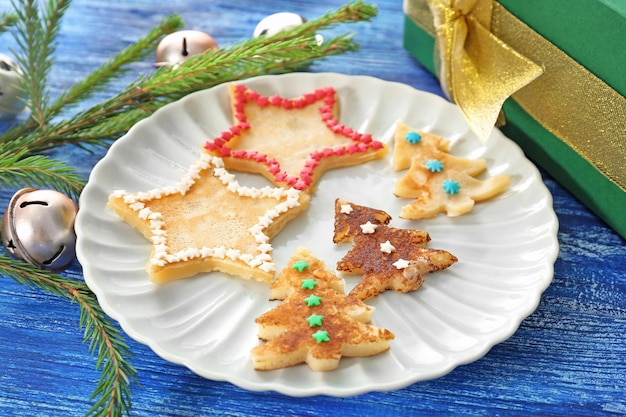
<box><xmin>108</xmin><ymin>154</ymin><xmax>309</xmax><ymax>283</ymax></box>
<box><xmin>203</xmin><ymin>83</ymin><xmax>388</xmax><ymax>192</ymax></box>
<box><xmin>251</xmin><ymin>247</ymin><xmax>394</xmax><ymax>371</ymax></box>
<box><xmin>392</xmin><ymin>121</ymin><xmax>510</xmax><ymax>219</ymax></box>
<box><xmin>333</xmin><ymin>199</ymin><xmax>458</xmax><ymax>301</ymax></box>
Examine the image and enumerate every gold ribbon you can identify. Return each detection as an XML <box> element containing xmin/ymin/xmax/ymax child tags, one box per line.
<box><xmin>426</xmin><ymin>0</ymin><xmax>543</xmax><ymax>143</ymax></box>
<box><xmin>406</xmin><ymin>0</ymin><xmax>626</xmax><ymax>192</ymax></box>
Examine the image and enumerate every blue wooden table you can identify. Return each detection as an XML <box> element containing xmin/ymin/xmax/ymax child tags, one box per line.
<box><xmin>1</xmin><ymin>1</ymin><xmax>625</xmax><ymax>416</ymax></box>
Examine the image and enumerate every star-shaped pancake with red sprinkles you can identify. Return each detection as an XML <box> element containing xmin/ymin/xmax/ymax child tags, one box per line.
<box><xmin>203</xmin><ymin>83</ymin><xmax>388</xmax><ymax>192</ymax></box>
<box><xmin>107</xmin><ymin>154</ymin><xmax>310</xmax><ymax>283</ymax></box>
<box><xmin>333</xmin><ymin>199</ymin><xmax>458</xmax><ymax>301</ymax></box>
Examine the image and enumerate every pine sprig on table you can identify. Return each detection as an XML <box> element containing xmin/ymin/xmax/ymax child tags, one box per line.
<box><xmin>0</xmin><ymin>1</ymin><xmax>378</xmax><ymax>416</ymax></box>
<box><xmin>0</xmin><ymin>255</ymin><xmax>138</xmax><ymax>417</ymax></box>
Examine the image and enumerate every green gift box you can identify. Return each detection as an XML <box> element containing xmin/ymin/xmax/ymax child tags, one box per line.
<box><xmin>403</xmin><ymin>0</ymin><xmax>626</xmax><ymax>239</ymax></box>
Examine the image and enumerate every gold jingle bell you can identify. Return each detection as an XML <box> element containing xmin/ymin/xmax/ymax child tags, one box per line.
<box><xmin>1</xmin><ymin>188</ymin><xmax>79</xmax><ymax>272</ymax></box>
<box><xmin>155</xmin><ymin>30</ymin><xmax>218</xmax><ymax>67</ymax></box>
<box><xmin>0</xmin><ymin>53</ymin><xmax>27</xmax><ymax>118</ymax></box>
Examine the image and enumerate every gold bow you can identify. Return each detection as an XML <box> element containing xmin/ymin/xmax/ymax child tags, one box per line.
<box><xmin>427</xmin><ymin>0</ymin><xmax>543</xmax><ymax>142</ymax></box>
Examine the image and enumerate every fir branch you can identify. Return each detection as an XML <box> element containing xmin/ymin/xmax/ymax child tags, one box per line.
<box><xmin>0</xmin><ymin>150</ymin><xmax>85</xmax><ymax>198</ymax></box>
<box><xmin>4</xmin><ymin>1</ymin><xmax>377</xmax><ymax>154</ymax></box>
<box><xmin>50</xmin><ymin>14</ymin><xmax>184</xmax><ymax>119</ymax></box>
<box><xmin>0</xmin><ymin>255</ymin><xmax>138</xmax><ymax>417</ymax></box>
<box><xmin>11</xmin><ymin>0</ymin><xmax>71</xmax><ymax>128</ymax></box>
<box><xmin>0</xmin><ymin>10</ymin><xmax>17</xmax><ymax>32</ymax></box>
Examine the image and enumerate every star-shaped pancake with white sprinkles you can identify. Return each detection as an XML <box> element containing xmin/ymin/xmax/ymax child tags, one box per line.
<box><xmin>203</xmin><ymin>83</ymin><xmax>388</xmax><ymax>192</ymax></box>
<box><xmin>107</xmin><ymin>154</ymin><xmax>310</xmax><ymax>283</ymax></box>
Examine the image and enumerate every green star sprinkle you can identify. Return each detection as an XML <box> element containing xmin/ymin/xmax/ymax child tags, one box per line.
<box><xmin>292</xmin><ymin>260</ymin><xmax>309</xmax><ymax>272</ymax></box>
<box><xmin>301</xmin><ymin>278</ymin><xmax>318</xmax><ymax>290</ymax></box>
<box><xmin>306</xmin><ymin>314</ymin><xmax>324</xmax><ymax>327</ymax></box>
<box><xmin>304</xmin><ymin>294</ymin><xmax>322</xmax><ymax>306</ymax></box>
<box><xmin>312</xmin><ymin>330</ymin><xmax>330</xmax><ymax>343</ymax></box>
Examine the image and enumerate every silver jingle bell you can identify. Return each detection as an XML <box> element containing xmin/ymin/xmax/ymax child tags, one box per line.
<box><xmin>0</xmin><ymin>53</ymin><xmax>27</xmax><ymax>118</ymax></box>
<box><xmin>253</xmin><ymin>12</ymin><xmax>307</xmax><ymax>38</ymax></box>
<box><xmin>253</xmin><ymin>12</ymin><xmax>323</xmax><ymax>45</ymax></box>
<box><xmin>2</xmin><ymin>188</ymin><xmax>79</xmax><ymax>272</ymax></box>
<box><xmin>155</xmin><ymin>30</ymin><xmax>219</xmax><ymax>67</ymax></box>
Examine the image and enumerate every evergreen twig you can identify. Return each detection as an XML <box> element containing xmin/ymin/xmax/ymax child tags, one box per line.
<box><xmin>0</xmin><ymin>255</ymin><xmax>138</xmax><ymax>417</ymax></box>
<box><xmin>0</xmin><ymin>10</ymin><xmax>17</xmax><ymax>32</ymax></box>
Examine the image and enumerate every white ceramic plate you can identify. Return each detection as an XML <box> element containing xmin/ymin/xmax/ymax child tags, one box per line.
<box><xmin>76</xmin><ymin>72</ymin><xmax>559</xmax><ymax>396</ymax></box>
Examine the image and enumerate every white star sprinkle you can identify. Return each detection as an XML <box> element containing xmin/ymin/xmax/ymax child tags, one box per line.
<box><xmin>392</xmin><ymin>259</ymin><xmax>410</xmax><ymax>269</ymax></box>
<box><xmin>360</xmin><ymin>221</ymin><xmax>378</xmax><ymax>234</ymax></box>
<box><xmin>379</xmin><ymin>240</ymin><xmax>396</xmax><ymax>254</ymax></box>
<box><xmin>340</xmin><ymin>204</ymin><xmax>353</xmax><ymax>214</ymax></box>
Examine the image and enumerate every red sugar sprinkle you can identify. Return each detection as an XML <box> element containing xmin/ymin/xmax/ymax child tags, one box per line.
<box><xmin>251</xmin><ymin>152</ymin><xmax>267</xmax><ymax>162</ymax></box>
<box><xmin>268</xmin><ymin>164</ymin><xmax>281</xmax><ymax>174</ymax></box>
<box><xmin>347</xmin><ymin>143</ymin><xmax>359</xmax><ymax>154</ymax></box>
<box><xmin>321</xmin><ymin>112</ymin><xmax>333</xmax><ymax>121</ymax></box>
<box><xmin>221</xmin><ymin>131</ymin><xmax>232</xmax><ymax>140</ymax></box>
<box><xmin>334</xmin><ymin>147</ymin><xmax>346</xmax><ymax>156</ymax></box>
<box><xmin>257</xmin><ymin>96</ymin><xmax>269</xmax><ymax>107</ymax></box>
<box><xmin>232</xmin><ymin>150</ymin><xmax>247</xmax><ymax>158</ymax></box>
<box><xmin>321</xmin><ymin>147</ymin><xmax>335</xmax><ymax>157</ymax></box>
<box><xmin>270</xmin><ymin>95</ymin><xmax>282</xmax><ymax>106</ymax></box>
<box><xmin>204</xmin><ymin>141</ymin><xmax>217</xmax><ymax>151</ymax></box>
<box><xmin>294</xmin><ymin>180</ymin><xmax>308</xmax><ymax>190</ymax></box>
<box><xmin>247</xmin><ymin>90</ymin><xmax>259</xmax><ymax>101</ymax></box>
<box><xmin>220</xmin><ymin>146</ymin><xmax>231</xmax><ymax>157</ymax></box>
<box><xmin>275</xmin><ymin>172</ymin><xmax>288</xmax><ymax>182</ymax></box>
<box><xmin>304</xmin><ymin>158</ymin><xmax>320</xmax><ymax>168</ymax></box>
<box><xmin>310</xmin><ymin>151</ymin><xmax>322</xmax><ymax>160</ymax></box>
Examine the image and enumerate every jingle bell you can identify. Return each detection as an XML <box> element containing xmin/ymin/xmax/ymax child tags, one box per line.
<box><xmin>2</xmin><ymin>188</ymin><xmax>79</xmax><ymax>272</ymax></box>
<box><xmin>0</xmin><ymin>53</ymin><xmax>27</xmax><ymax>118</ymax></box>
<box><xmin>155</xmin><ymin>30</ymin><xmax>219</xmax><ymax>67</ymax></box>
<box><xmin>253</xmin><ymin>12</ymin><xmax>323</xmax><ymax>45</ymax></box>
<box><xmin>253</xmin><ymin>12</ymin><xmax>307</xmax><ymax>38</ymax></box>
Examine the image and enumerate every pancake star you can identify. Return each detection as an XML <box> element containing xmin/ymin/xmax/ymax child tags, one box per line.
<box><xmin>333</xmin><ymin>199</ymin><xmax>458</xmax><ymax>301</ymax></box>
<box><xmin>203</xmin><ymin>83</ymin><xmax>388</xmax><ymax>192</ymax></box>
<box><xmin>107</xmin><ymin>154</ymin><xmax>309</xmax><ymax>283</ymax></box>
